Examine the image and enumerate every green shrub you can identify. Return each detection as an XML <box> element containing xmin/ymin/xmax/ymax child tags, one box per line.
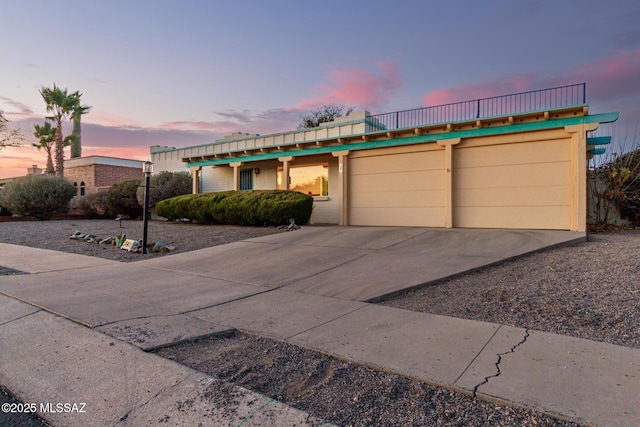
<box><xmin>135</xmin><ymin>171</ymin><xmax>192</xmax><ymax>209</ymax></box>
<box><xmin>78</xmin><ymin>190</ymin><xmax>114</xmax><ymax>218</ymax></box>
<box><xmin>0</xmin><ymin>190</ymin><xmax>11</xmax><ymax>216</ymax></box>
<box><xmin>156</xmin><ymin>190</ymin><xmax>313</xmax><ymax>226</ymax></box>
<box><xmin>108</xmin><ymin>178</ymin><xmax>143</xmax><ymax>219</ymax></box>
<box><xmin>0</xmin><ymin>175</ymin><xmax>76</xmax><ymax>220</ymax></box>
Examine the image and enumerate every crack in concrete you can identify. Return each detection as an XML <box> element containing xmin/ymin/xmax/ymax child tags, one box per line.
<box><xmin>472</xmin><ymin>329</ymin><xmax>530</xmax><ymax>397</ymax></box>
<box><xmin>111</xmin><ymin>371</ymin><xmax>203</xmax><ymax>427</ymax></box>
<box><xmin>0</xmin><ymin>309</ymin><xmax>42</xmax><ymax>327</ymax></box>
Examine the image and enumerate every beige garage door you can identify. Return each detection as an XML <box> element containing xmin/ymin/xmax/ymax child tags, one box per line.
<box><xmin>349</xmin><ymin>146</ymin><xmax>446</xmax><ymax>227</ymax></box>
<box><xmin>453</xmin><ymin>138</ymin><xmax>571</xmax><ymax>230</ymax></box>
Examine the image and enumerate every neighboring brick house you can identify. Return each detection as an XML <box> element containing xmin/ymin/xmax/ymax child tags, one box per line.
<box><xmin>64</xmin><ymin>156</ymin><xmax>144</xmax><ymax>207</ymax></box>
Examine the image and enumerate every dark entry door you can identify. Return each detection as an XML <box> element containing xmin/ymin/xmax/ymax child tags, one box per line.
<box><xmin>240</xmin><ymin>169</ymin><xmax>253</xmax><ymax>190</ymax></box>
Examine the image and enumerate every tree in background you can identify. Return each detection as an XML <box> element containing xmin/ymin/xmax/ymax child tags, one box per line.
<box><xmin>70</xmin><ymin>98</ymin><xmax>90</xmax><ymax>158</ymax></box>
<box><xmin>32</xmin><ymin>121</ymin><xmax>73</xmax><ymax>174</ymax></box>
<box><xmin>107</xmin><ymin>178</ymin><xmax>143</xmax><ymax>219</ymax></box>
<box><xmin>135</xmin><ymin>171</ymin><xmax>192</xmax><ymax>209</ymax></box>
<box><xmin>588</xmin><ymin>123</ymin><xmax>640</xmax><ymax>227</ymax></box>
<box><xmin>0</xmin><ymin>110</ymin><xmax>24</xmax><ymax>150</ymax></box>
<box><xmin>297</xmin><ymin>104</ymin><xmax>355</xmax><ymax>129</ymax></box>
<box><xmin>39</xmin><ymin>84</ymin><xmax>81</xmax><ymax>176</ymax></box>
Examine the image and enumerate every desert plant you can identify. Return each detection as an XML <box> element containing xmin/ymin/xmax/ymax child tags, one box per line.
<box><xmin>156</xmin><ymin>190</ymin><xmax>313</xmax><ymax>226</ymax></box>
<box><xmin>107</xmin><ymin>178</ymin><xmax>143</xmax><ymax>219</ymax></box>
<box><xmin>135</xmin><ymin>171</ymin><xmax>192</xmax><ymax>209</ymax></box>
<box><xmin>78</xmin><ymin>190</ymin><xmax>114</xmax><ymax>218</ymax></box>
<box><xmin>588</xmin><ymin>123</ymin><xmax>640</xmax><ymax>226</ymax></box>
<box><xmin>0</xmin><ymin>175</ymin><xmax>76</xmax><ymax>220</ymax></box>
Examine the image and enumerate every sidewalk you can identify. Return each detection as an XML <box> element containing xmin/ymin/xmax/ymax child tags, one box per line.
<box><xmin>1</xmin><ymin>227</ymin><xmax>638</xmax><ymax>426</ymax></box>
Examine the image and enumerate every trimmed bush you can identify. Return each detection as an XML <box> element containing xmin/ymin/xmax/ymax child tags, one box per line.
<box><xmin>108</xmin><ymin>178</ymin><xmax>143</xmax><ymax>219</ymax></box>
<box><xmin>78</xmin><ymin>190</ymin><xmax>114</xmax><ymax>218</ymax></box>
<box><xmin>135</xmin><ymin>171</ymin><xmax>192</xmax><ymax>209</ymax></box>
<box><xmin>0</xmin><ymin>174</ymin><xmax>76</xmax><ymax>220</ymax></box>
<box><xmin>156</xmin><ymin>190</ymin><xmax>313</xmax><ymax>226</ymax></box>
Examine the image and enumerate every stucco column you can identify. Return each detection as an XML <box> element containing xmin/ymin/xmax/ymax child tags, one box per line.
<box><xmin>565</xmin><ymin>123</ymin><xmax>599</xmax><ymax>232</ymax></box>
<box><xmin>189</xmin><ymin>166</ymin><xmax>201</xmax><ymax>194</ymax></box>
<box><xmin>436</xmin><ymin>138</ymin><xmax>461</xmax><ymax>228</ymax></box>
<box><xmin>278</xmin><ymin>156</ymin><xmax>294</xmax><ymax>190</ymax></box>
<box><xmin>332</xmin><ymin>150</ymin><xmax>350</xmax><ymax>226</ymax></box>
<box><xmin>229</xmin><ymin>162</ymin><xmax>243</xmax><ymax>191</ymax></box>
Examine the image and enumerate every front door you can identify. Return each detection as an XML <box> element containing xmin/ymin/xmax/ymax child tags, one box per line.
<box><xmin>240</xmin><ymin>169</ymin><xmax>253</xmax><ymax>190</ymax></box>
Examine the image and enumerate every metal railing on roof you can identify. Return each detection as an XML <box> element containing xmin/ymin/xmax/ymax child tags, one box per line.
<box><xmin>366</xmin><ymin>82</ymin><xmax>586</xmax><ymax>132</ymax></box>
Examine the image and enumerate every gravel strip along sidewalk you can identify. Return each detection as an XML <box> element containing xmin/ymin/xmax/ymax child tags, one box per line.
<box><xmin>382</xmin><ymin>231</ymin><xmax>640</xmax><ymax>349</ymax></box>
<box><xmin>1</xmin><ymin>220</ymin><xmax>637</xmax><ymax>425</ymax></box>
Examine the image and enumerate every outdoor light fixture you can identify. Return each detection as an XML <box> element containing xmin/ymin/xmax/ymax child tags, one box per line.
<box><xmin>142</xmin><ymin>160</ymin><xmax>153</xmax><ymax>254</ymax></box>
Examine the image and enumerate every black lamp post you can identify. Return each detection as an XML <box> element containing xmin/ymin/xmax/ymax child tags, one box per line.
<box><xmin>142</xmin><ymin>160</ymin><xmax>153</xmax><ymax>254</ymax></box>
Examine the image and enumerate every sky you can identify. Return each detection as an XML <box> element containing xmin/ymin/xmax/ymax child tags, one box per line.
<box><xmin>1</xmin><ymin>0</ymin><xmax>639</xmax><ymax>178</ymax></box>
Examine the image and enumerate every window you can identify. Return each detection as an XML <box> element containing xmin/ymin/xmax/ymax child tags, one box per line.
<box><xmin>277</xmin><ymin>163</ymin><xmax>328</xmax><ymax>196</ymax></box>
<box><xmin>80</xmin><ymin>181</ymin><xmax>85</xmax><ymax>196</ymax></box>
<box><xmin>73</xmin><ymin>182</ymin><xmax>78</xmax><ymax>196</ymax></box>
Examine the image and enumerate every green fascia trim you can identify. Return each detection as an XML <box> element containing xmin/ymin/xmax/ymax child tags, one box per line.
<box><xmin>588</xmin><ymin>147</ymin><xmax>607</xmax><ymax>155</ymax></box>
<box><xmin>586</xmin><ymin>136</ymin><xmax>612</xmax><ymax>146</ymax></box>
<box><xmin>186</xmin><ymin>112</ymin><xmax>619</xmax><ymax>168</ymax></box>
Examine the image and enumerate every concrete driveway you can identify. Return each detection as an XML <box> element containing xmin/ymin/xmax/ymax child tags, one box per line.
<box><xmin>8</xmin><ymin>226</ymin><xmax>636</xmax><ymax>427</ymax></box>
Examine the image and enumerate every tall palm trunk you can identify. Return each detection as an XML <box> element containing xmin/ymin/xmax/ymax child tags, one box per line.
<box><xmin>71</xmin><ymin>114</ymin><xmax>81</xmax><ymax>158</ymax></box>
<box><xmin>54</xmin><ymin>121</ymin><xmax>64</xmax><ymax>176</ymax></box>
<box><xmin>46</xmin><ymin>149</ymin><xmax>55</xmax><ymax>174</ymax></box>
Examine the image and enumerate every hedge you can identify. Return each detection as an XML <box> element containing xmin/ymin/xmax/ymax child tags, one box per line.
<box><xmin>155</xmin><ymin>190</ymin><xmax>313</xmax><ymax>226</ymax></box>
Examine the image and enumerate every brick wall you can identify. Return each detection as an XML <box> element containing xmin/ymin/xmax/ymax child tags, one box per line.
<box><xmin>66</xmin><ymin>165</ymin><xmax>143</xmax><ymax>194</ymax></box>
<box><xmin>94</xmin><ymin>164</ymin><xmax>144</xmax><ymax>189</ymax></box>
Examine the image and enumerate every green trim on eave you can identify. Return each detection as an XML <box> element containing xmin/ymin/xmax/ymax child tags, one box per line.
<box><xmin>587</xmin><ymin>136</ymin><xmax>612</xmax><ymax>146</ymax></box>
<box><xmin>588</xmin><ymin>147</ymin><xmax>607</xmax><ymax>155</ymax></box>
<box><xmin>186</xmin><ymin>112</ymin><xmax>620</xmax><ymax>168</ymax></box>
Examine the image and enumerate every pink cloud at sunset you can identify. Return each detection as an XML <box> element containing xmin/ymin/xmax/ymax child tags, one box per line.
<box><xmin>422</xmin><ymin>49</ymin><xmax>640</xmax><ymax>120</ymax></box>
<box><xmin>299</xmin><ymin>61</ymin><xmax>402</xmax><ymax>110</ymax></box>
<box><xmin>566</xmin><ymin>49</ymin><xmax>640</xmax><ymax>104</ymax></box>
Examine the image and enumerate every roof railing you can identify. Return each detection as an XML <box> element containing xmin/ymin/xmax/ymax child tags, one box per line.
<box><xmin>366</xmin><ymin>82</ymin><xmax>586</xmax><ymax>132</ymax></box>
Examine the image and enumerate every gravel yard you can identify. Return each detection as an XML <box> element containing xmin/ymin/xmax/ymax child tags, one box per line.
<box><xmin>0</xmin><ymin>218</ymin><xmax>284</xmax><ymax>262</ymax></box>
<box><xmin>1</xmin><ymin>219</ymin><xmax>637</xmax><ymax>426</ymax></box>
<box><xmin>382</xmin><ymin>231</ymin><xmax>640</xmax><ymax>349</ymax></box>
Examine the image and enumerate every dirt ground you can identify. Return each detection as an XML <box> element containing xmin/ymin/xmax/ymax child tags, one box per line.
<box><xmin>157</xmin><ymin>332</ymin><xmax>582</xmax><ymax>427</ymax></box>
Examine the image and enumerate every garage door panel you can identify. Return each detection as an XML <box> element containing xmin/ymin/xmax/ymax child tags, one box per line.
<box><xmin>350</xmin><ymin>150</ymin><xmax>443</xmax><ymax>174</ymax></box>
<box><xmin>455</xmin><ymin>186</ymin><xmax>569</xmax><ymax>207</ymax></box>
<box><xmin>351</xmin><ymin>207</ymin><xmax>444</xmax><ymax>227</ymax></box>
<box><xmin>456</xmin><ymin>139</ymin><xmax>570</xmax><ymax>168</ymax></box>
<box><xmin>454</xmin><ymin>206</ymin><xmax>569</xmax><ymax>229</ymax></box>
<box><xmin>454</xmin><ymin>162</ymin><xmax>569</xmax><ymax>189</ymax></box>
<box><xmin>351</xmin><ymin>189</ymin><xmax>444</xmax><ymax>209</ymax></box>
<box><xmin>351</xmin><ymin>170</ymin><xmax>443</xmax><ymax>192</ymax></box>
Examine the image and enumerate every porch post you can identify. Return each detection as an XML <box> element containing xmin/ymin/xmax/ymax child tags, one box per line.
<box><xmin>229</xmin><ymin>162</ymin><xmax>243</xmax><ymax>191</ymax></box>
<box><xmin>189</xmin><ymin>166</ymin><xmax>201</xmax><ymax>194</ymax></box>
<box><xmin>332</xmin><ymin>150</ymin><xmax>350</xmax><ymax>226</ymax></box>
<box><xmin>436</xmin><ymin>138</ymin><xmax>461</xmax><ymax>228</ymax></box>
<box><xmin>278</xmin><ymin>156</ymin><xmax>294</xmax><ymax>190</ymax></box>
<box><xmin>565</xmin><ymin>123</ymin><xmax>599</xmax><ymax>232</ymax></box>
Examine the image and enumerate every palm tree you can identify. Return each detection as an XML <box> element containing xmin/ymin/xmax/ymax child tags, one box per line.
<box><xmin>70</xmin><ymin>95</ymin><xmax>90</xmax><ymax>158</ymax></box>
<box><xmin>33</xmin><ymin>121</ymin><xmax>74</xmax><ymax>174</ymax></box>
<box><xmin>32</xmin><ymin>121</ymin><xmax>56</xmax><ymax>174</ymax></box>
<box><xmin>39</xmin><ymin>84</ymin><xmax>79</xmax><ymax>176</ymax></box>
